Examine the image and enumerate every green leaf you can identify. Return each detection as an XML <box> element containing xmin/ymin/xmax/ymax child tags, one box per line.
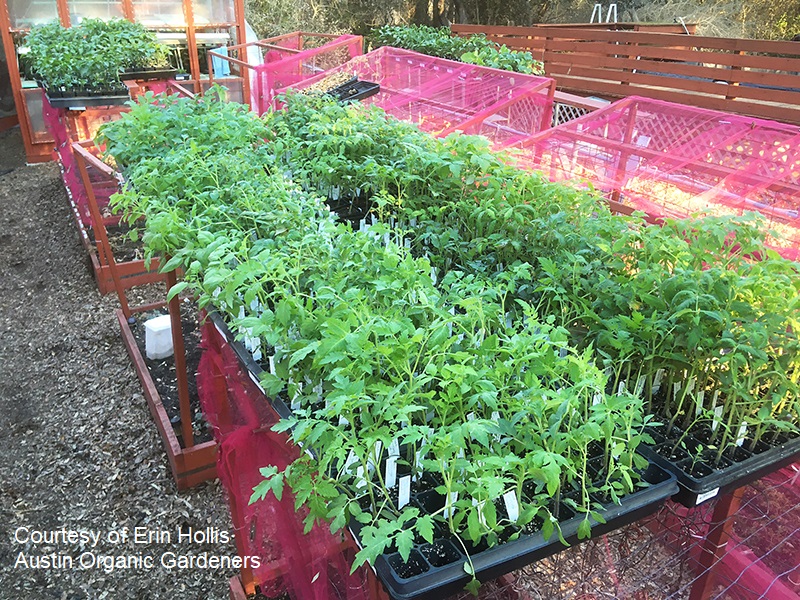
<box><xmin>166</xmin><ymin>281</ymin><xmax>189</xmax><ymax>302</ymax></box>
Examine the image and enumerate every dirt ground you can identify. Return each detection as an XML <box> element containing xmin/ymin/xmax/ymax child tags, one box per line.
<box><xmin>0</xmin><ymin>127</ymin><xmax>236</xmax><ymax>599</ymax></box>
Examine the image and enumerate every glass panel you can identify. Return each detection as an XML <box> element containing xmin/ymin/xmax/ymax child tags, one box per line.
<box><xmin>68</xmin><ymin>0</ymin><xmax>125</xmax><ymax>21</ymax></box>
<box><xmin>22</xmin><ymin>89</ymin><xmax>54</xmax><ymax>143</ymax></box>
<box><xmin>192</xmin><ymin>0</ymin><xmax>233</xmax><ymax>25</ymax></box>
<box><xmin>7</xmin><ymin>0</ymin><xmax>59</xmax><ymax>28</ymax></box>
<box><xmin>133</xmin><ymin>0</ymin><xmax>186</xmax><ymax>27</ymax></box>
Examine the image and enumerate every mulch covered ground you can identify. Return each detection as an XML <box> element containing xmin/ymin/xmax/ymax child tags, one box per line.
<box><xmin>0</xmin><ymin>127</ymin><xmax>236</xmax><ymax>599</ymax></box>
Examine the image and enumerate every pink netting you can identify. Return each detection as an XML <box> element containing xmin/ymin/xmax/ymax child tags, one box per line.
<box><xmin>196</xmin><ymin>316</ymin><xmax>379</xmax><ymax>600</ymax></box>
<box><xmin>254</xmin><ymin>34</ymin><xmax>363</xmax><ymax>113</ymax></box>
<box><xmin>510</xmin><ymin>96</ymin><xmax>800</xmax><ymax>260</ymax></box>
<box><xmin>41</xmin><ymin>92</ymin><xmax>123</xmax><ymax>228</ymax></box>
<box><xmin>281</xmin><ymin>47</ymin><xmax>555</xmax><ymax>147</ymax></box>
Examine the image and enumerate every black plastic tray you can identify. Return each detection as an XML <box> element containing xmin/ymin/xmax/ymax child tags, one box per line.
<box><xmin>328</xmin><ymin>79</ymin><xmax>380</xmax><ymax>102</ymax></box>
<box><xmin>354</xmin><ymin>464</ymin><xmax>676</xmax><ymax>600</ymax></box>
<box><xmin>46</xmin><ymin>91</ymin><xmax>130</xmax><ymax>109</ymax></box>
<box><xmin>639</xmin><ymin>425</ymin><xmax>800</xmax><ymax>507</ymax></box>
<box><xmin>121</xmin><ymin>67</ymin><xmax>178</xmax><ymax>81</ymax></box>
<box><xmin>206</xmin><ymin>310</ymin><xmax>679</xmax><ymax>599</ymax></box>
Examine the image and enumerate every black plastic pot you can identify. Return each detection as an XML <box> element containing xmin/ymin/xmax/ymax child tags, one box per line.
<box><xmin>639</xmin><ymin>423</ymin><xmax>800</xmax><ymax>507</ymax></box>
<box><xmin>351</xmin><ymin>463</ymin><xmax>676</xmax><ymax>600</ymax></box>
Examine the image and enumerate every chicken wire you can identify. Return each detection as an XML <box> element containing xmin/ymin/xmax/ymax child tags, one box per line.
<box><xmin>510</xmin><ymin>96</ymin><xmax>800</xmax><ymax>260</ymax></box>
<box><xmin>280</xmin><ymin>47</ymin><xmax>556</xmax><ymax>147</ymax></box>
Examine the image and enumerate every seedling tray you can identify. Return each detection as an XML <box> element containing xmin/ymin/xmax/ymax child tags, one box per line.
<box><xmin>121</xmin><ymin>67</ymin><xmax>178</xmax><ymax>81</ymax></box>
<box><xmin>639</xmin><ymin>424</ymin><xmax>800</xmax><ymax>507</ymax></box>
<box><xmin>46</xmin><ymin>91</ymin><xmax>130</xmax><ymax>108</ymax></box>
<box><xmin>350</xmin><ymin>464</ymin><xmax>676</xmax><ymax>600</ymax></box>
<box><xmin>329</xmin><ymin>79</ymin><xmax>380</xmax><ymax>102</ymax></box>
<box><xmin>206</xmin><ymin>310</ymin><xmax>678</xmax><ymax>599</ymax></box>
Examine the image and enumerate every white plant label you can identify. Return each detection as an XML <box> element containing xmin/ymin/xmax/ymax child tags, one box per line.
<box><xmin>503</xmin><ymin>491</ymin><xmax>520</xmax><ymax>522</ymax></box>
<box><xmin>355</xmin><ymin>466</ymin><xmax>367</xmax><ymax>491</ymax></box>
<box><xmin>367</xmin><ymin>441</ymin><xmax>382</xmax><ymax>473</ymax></box>
<box><xmin>736</xmin><ymin>424</ymin><xmax>748</xmax><ymax>447</ymax></box>
<box><xmin>388</xmin><ymin>438</ymin><xmax>400</xmax><ymax>457</ymax></box>
<box><xmin>268</xmin><ymin>355</ymin><xmax>276</xmax><ymax>375</ymax></box>
<box><xmin>467</xmin><ymin>412</ymin><xmax>475</xmax><ymax>421</ymax></box>
<box><xmin>398</xmin><ymin>476</ymin><xmax>411</xmax><ymax>509</ymax></box>
<box><xmin>696</xmin><ymin>487</ymin><xmax>720</xmax><ymax>505</ymax></box>
<box><xmin>618</xmin><ymin>381</ymin><xmax>626</xmax><ymax>395</ymax></box>
<box><xmin>711</xmin><ymin>390</ymin><xmax>720</xmax><ymax>410</ymax></box>
<box><xmin>339</xmin><ymin>416</ymin><xmax>349</xmax><ymax>427</ymax></box>
<box><xmin>653</xmin><ymin>369</ymin><xmax>665</xmax><ymax>394</ymax></box>
<box><xmin>695</xmin><ymin>390</ymin><xmax>705</xmax><ymax>416</ymax></box>
<box><xmin>491</xmin><ymin>411</ymin><xmax>500</xmax><ymax>422</ymax></box>
<box><xmin>385</xmin><ymin>456</ymin><xmax>398</xmax><ymax>489</ymax></box>
<box><xmin>634</xmin><ymin>376</ymin><xmax>645</xmax><ymax>397</ymax></box>
<box><xmin>444</xmin><ymin>492</ymin><xmax>458</xmax><ymax>519</ymax></box>
<box><xmin>593</xmin><ymin>393</ymin><xmax>602</xmax><ymax>406</ymax></box>
<box><xmin>711</xmin><ymin>406</ymin><xmax>724</xmax><ymax>432</ymax></box>
<box><xmin>343</xmin><ymin>450</ymin><xmax>358</xmax><ymax>475</ymax></box>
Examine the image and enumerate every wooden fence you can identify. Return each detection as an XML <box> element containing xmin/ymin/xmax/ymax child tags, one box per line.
<box><xmin>451</xmin><ymin>25</ymin><xmax>800</xmax><ymax>124</ymax></box>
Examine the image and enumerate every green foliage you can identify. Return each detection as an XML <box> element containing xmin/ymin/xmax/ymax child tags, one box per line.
<box><xmin>99</xmin><ymin>90</ymin><xmax>799</xmax><ymax>590</ymax></box>
<box><xmin>25</xmin><ymin>19</ymin><xmax>170</xmax><ymax>90</ymax></box>
<box><xmin>373</xmin><ymin>25</ymin><xmax>543</xmax><ymax>74</ymax></box>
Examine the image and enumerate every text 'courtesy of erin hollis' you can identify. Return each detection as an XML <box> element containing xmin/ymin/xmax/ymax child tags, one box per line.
<box><xmin>12</xmin><ymin>525</ymin><xmax>261</xmax><ymax>572</ymax></box>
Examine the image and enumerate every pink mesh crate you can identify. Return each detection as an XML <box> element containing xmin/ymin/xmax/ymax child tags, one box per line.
<box><xmin>253</xmin><ymin>33</ymin><xmax>363</xmax><ymax>113</ymax></box>
<box><xmin>510</xmin><ymin>96</ymin><xmax>800</xmax><ymax>260</ymax></box>
<box><xmin>281</xmin><ymin>47</ymin><xmax>556</xmax><ymax>147</ymax></box>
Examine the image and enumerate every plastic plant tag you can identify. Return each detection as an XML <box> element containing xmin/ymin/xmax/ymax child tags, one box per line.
<box><xmin>467</xmin><ymin>412</ymin><xmax>475</xmax><ymax>421</ymax></box>
<box><xmin>673</xmin><ymin>382</ymin><xmax>681</xmax><ymax>401</ymax></box>
<box><xmin>339</xmin><ymin>416</ymin><xmax>349</xmax><ymax>427</ymax></box>
<box><xmin>386</xmin><ymin>456</ymin><xmax>398</xmax><ymax>489</ymax></box>
<box><xmin>711</xmin><ymin>390</ymin><xmax>720</xmax><ymax>410</ymax></box>
<box><xmin>367</xmin><ymin>441</ymin><xmax>382</xmax><ymax>474</ymax></box>
<box><xmin>491</xmin><ymin>411</ymin><xmax>500</xmax><ymax>422</ymax></box>
<box><xmin>711</xmin><ymin>406</ymin><xmax>724</xmax><ymax>432</ymax></box>
<box><xmin>268</xmin><ymin>355</ymin><xmax>276</xmax><ymax>375</ymax></box>
<box><xmin>342</xmin><ymin>450</ymin><xmax>358</xmax><ymax>475</ymax></box>
<box><xmin>291</xmin><ymin>382</ymin><xmax>302</xmax><ymax>411</ymax></box>
<box><xmin>634</xmin><ymin>376</ymin><xmax>645</xmax><ymax>397</ymax></box>
<box><xmin>736</xmin><ymin>424</ymin><xmax>748</xmax><ymax>447</ymax></box>
<box><xmin>593</xmin><ymin>393</ymin><xmax>602</xmax><ymax>406</ymax></box>
<box><xmin>398</xmin><ymin>476</ymin><xmax>411</xmax><ymax>509</ymax></box>
<box><xmin>696</xmin><ymin>487</ymin><xmax>720</xmax><ymax>505</ymax></box>
<box><xmin>653</xmin><ymin>369</ymin><xmax>665</xmax><ymax>394</ymax></box>
<box><xmin>503</xmin><ymin>491</ymin><xmax>520</xmax><ymax>522</ymax></box>
<box><xmin>617</xmin><ymin>381</ymin><xmax>626</xmax><ymax>395</ymax></box>
<box><xmin>388</xmin><ymin>438</ymin><xmax>400</xmax><ymax>457</ymax></box>
<box><xmin>695</xmin><ymin>390</ymin><xmax>705</xmax><ymax>416</ymax></box>
<box><xmin>444</xmin><ymin>492</ymin><xmax>458</xmax><ymax>518</ymax></box>
<box><xmin>355</xmin><ymin>466</ymin><xmax>367</xmax><ymax>491</ymax></box>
